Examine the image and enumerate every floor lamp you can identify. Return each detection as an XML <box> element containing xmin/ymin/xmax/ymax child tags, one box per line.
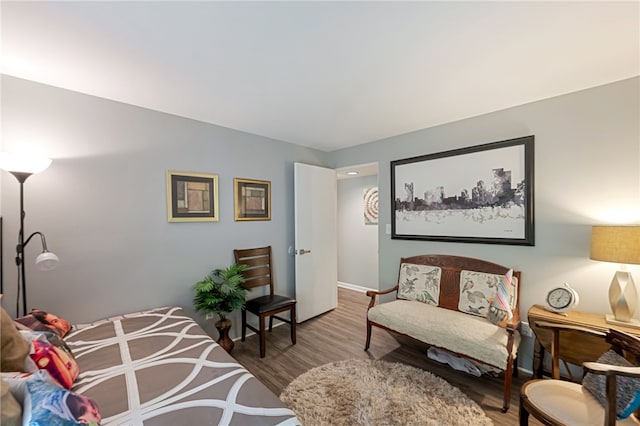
<box><xmin>0</xmin><ymin>153</ymin><xmax>60</xmax><ymax>317</ymax></box>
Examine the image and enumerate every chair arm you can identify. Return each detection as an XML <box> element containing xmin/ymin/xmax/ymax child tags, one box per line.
<box><xmin>365</xmin><ymin>285</ymin><xmax>399</xmax><ymax>310</ymax></box>
<box><xmin>584</xmin><ymin>362</ymin><xmax>640</xmax><ymax>379</ymax></box>
<box><xmin>583</xmin><ymin>362</ymin><xmax>640</xmax><ymax>425</ymax></box>
<box><xmin>534</xmin><ymin>321</ymin><xmax>607</xmax><ymax>337</ymax></box>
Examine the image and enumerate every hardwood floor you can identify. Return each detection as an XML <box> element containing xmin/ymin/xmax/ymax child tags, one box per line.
<box><xmin>233</xmin><ymin>287</ymin><xmax>543</xmax><ymax>425</ymax></box>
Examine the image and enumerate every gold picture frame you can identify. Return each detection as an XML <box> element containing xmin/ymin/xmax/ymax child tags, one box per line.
<box><xmin>167</xmin><ymin>171</ymin><xmax>219</xmax><ymax>222</ymax></box>
<box><xmin>234</xmin><ymin>178</ymin><xmax>271</xmax><ymax>221</ymax></box>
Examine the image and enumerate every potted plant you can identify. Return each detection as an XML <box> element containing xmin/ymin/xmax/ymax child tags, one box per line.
<box><xmin>192</xmin><ymin>263</ymin><xmax>248</xmax><ymax>353</ymax></box>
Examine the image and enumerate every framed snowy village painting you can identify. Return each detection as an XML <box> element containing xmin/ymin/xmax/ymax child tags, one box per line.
<box><xmin>391</xmin><ymin>136</ymin><xmax>534</xmax><ymax>246</ymax></box>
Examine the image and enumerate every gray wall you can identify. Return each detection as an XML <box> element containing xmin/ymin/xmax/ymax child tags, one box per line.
<box><xmin>2</xmin><ymin>74</ymin><xmax>638</xmax><ymax>371</ymax></box>
<box><xmin>328</xmin><ymin>76</ymin><xmax>640</xmax><ymax>370</ymax></box>
<box><xmin>337</xmin><ymin>175</ymin><xmax>379</xmax><ymax>290</ymax></box>
<box><xmin>0</xmin><ymin>75</ymin><xmax>328</xmax><ymax>340</ymax></box>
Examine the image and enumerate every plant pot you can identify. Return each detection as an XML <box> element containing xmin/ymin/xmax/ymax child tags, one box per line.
<box><xmin>215</xmin><ymin>319</ymin><xmax>234</xmax><ymax>353</ymax></box>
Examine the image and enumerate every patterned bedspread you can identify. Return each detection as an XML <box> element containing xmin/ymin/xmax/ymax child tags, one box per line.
<box><xmin>65</xmin><ymin>307</ymin><xmax>299</xmax><ymax>426</ymax></box>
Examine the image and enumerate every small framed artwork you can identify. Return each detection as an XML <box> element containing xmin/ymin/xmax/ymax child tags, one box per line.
<box><xmin>391</xmin><ymin>135</ymin><xmax>534</xmax><ymax>245</ymax></box>
<box><xmin>363</xmin><ymin>187</ymin><xmax>379</xmax><ymax>225</ymax></box>
<box><xmin>166</xmin><ymin>171</ymin><xmax>219</xmax><ymax>222</ymax></box>
<box><xmin>234</xmin><ymin>178</ymin><xmax>271</xmax><ymax>221</ymax></box>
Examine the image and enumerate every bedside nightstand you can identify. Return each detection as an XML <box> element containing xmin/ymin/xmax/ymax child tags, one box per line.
<box><xmin>527</xmin><ymin>304</ymin><xmax>640</xmax><ymax>379</ymax></box>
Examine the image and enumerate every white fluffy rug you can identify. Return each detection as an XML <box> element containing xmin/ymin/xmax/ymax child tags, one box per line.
<box><xmin>280</xmin><ymin>359</ymin><xmax>493</xmax><ymax>426</ymax></box>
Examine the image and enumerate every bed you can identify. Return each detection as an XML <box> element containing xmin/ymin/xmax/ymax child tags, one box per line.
<box><xmin>64</xmin><ymin>306</ymin><xmax>299</xmax><ymax>426</ymax></box>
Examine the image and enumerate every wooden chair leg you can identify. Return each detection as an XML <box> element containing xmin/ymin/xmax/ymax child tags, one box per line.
<box><xmin>241</xmin><ymin>309</ymin><xmax>247</xmax><ymax>342</ymax></box>
<box><xmin>259</xmin><ymin>315</ymin><xmax>266</xmax><ymax>358</ymax></box>
<box><xmin>502</xmin><ymin>357</ymin><xmax>513</xmax><ymax>413</ymax></box>
<box><xmin>518</xmin><ymin>396</ymin><xmax>529</xmax><ymax>426</ymax></box>
<box><xmin>364</xmin><ymin>321</ymin><xmax>372</xmax><ymax>351</ymax></box>
<box><xmin>290</xmin><ymin>306</ymin><xmax>296</xmax><ymax>345</ymax></box>
<box><xmin>268</xmin><ymin>315</ymin><xmax>274</xmax><ymax>332</ymax></box>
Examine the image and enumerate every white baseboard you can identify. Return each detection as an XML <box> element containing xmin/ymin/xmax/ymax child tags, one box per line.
<box><xmin>338</xmin><ymin>281</ymin><xmax>373</xmax><ymax>293</ymax></box>
<box><xmin>518</xmin><ymin>366</ymin><xmax>533</xmax><ymax>376</ymax></box>
<box><xmin>231</xmin><ymin>320</ymin><xmax>285</xmax><ymax>342</ymax></box>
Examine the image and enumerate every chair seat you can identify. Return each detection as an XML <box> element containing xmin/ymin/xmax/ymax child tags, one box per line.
<box><xmin>522</xmin><ymin>379</ymin><xmax>640</xmax><ymax>425</ymax></box>
<box><xmin>246</xmin><ymin>294</ymin><xmax>296</xmax><ymax>315</ymax></box>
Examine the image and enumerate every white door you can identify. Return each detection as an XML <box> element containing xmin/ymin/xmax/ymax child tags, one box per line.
<box><xmin>294</xmin><ymin>162</ymin><xmax>338</xmax><ymax>323</ymax></box>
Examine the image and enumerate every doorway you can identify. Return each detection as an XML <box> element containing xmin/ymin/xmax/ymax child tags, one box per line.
<box><xmin>336</xmin><ymin>162</ymin><xmax>379</xmax><ymax>293</ymax></box>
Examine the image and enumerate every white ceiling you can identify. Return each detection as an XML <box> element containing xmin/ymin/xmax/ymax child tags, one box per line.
<box><xmin>1</xmin><ymin>1</ymin><xmax>638</xmax><ymax>152</ymax></box>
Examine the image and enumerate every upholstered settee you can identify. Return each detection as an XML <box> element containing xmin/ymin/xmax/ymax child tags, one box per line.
<box><xmin>365</xmin><ymin>254</ymin><xmax>521</xmax><ymax>413</ymax></box>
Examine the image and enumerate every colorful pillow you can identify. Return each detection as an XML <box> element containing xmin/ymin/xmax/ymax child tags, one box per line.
<box><xmin>1</xmin><ymin>306</ymin><xmax>30</xmax><ymax>372</ymax></box>
<box><xmin>582</xmin><ymin>349</ymin><xmax>640</xmax><ymax>419</ymax></box>
<box><xmin>458</xmin><ymin>270</ymin><xmax>518</xmax><ymax>321</ymax></box>
<box><xmin>5</xmin><ymin>370</ymin><xmax>102</xmax><ymax>426</ymax></box>
<box><xmin>15</xmin><ymin>309</ymin><xmax>72</xmax><ymax>338</ymax></box>
<box><xmin>397</xmin><ymin>263</ymin><xmax>441</xmax><ymax>305</ymax></box>
<box><xmin>22</xmin><ymin>331</ymin><xmax>79</xmax><ymax>389</ymax></box>
<box><xmin>487</xmin><ymin>269</ymin><xmax>515</xmax><ymax>327</ymax></box>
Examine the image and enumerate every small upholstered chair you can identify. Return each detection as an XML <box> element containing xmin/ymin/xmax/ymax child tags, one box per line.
<box><xmin>233</xmin><ymin>246</ymin><xmax>296</xmax><ymax>358</ymax></box>
<box><xmin>520</xmin><ymin>323</ymin><xmax>640</xmax><ymax>426</ymax></box>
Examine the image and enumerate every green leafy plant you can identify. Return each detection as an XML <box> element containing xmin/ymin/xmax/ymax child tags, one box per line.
<box><xmin>192</xmin><ymin>264</ymin><xmax>248</xmax><ymax>321</ymax></box>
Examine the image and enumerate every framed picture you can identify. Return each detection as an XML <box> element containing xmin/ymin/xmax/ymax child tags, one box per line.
<box><xmin>234</xmin><ymin>178</ymin><xmax>271</xmax><ymax>221</ymax></box>
<box><xmin>391</xmin><ymin>135</ymin><xmax>534</xmax><ymax>245</ymax></box>
<box><xmin>363</xmin><ymin>187</ymin><xmax>379</xmax><ymax>225</ymax></box>
<box><xmin>166</xmin><ymin>171</ymin><xmax>219</xmax><ymax>222</ymax></box>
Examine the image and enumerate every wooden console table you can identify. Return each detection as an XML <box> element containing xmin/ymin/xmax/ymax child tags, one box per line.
<box><xmin>527</xmin><ymin>304</ymin><xmax>640</xmax><ymax>379</ymax></box>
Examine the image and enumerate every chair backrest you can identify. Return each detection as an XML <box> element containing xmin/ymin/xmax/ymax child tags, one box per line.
<box><xmin>607</xmin><ymin>328</ymin><xmax>640</xmax><ymax>363</ymax></box>
<box><xmin>233</xmin><ymin>246</ymin><xmax>275</xmax><ymax>295</ymax></box>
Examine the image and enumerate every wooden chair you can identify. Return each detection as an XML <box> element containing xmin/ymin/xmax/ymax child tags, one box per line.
<box><xmin>233</xmin><ymin>246</ymin><xmax>296</xmax><ymax>358</ymax></box>
<box><xmin>520</xmin><ymin>323</ymin><xmax>640</xmax><ymax>426</ymax></box>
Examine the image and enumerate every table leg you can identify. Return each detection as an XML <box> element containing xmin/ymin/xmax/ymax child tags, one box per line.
<box><xmin>532</xmin><ymin>337</ymin><xmax>545</xmax><ymax>378</ymax></box>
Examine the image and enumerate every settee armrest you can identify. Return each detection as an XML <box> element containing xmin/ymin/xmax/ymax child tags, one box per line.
<box><xmin>505</xmin><ymin>308</ymin><xmax>521</xmax><ymax>332</ymax></box>
<box><xmin>365</xmin><ymin>285</ymin><xmax>399</xmax><ymax>310</ymax></box>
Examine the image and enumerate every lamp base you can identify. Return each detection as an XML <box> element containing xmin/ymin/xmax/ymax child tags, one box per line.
<box><xmin>608</xmin><ymin>269</ymin><xmax>637</xmax><ymax>324</ymax></box>
<box><xmin>605</xmin><ymin>314</ymin><xmax>640</xmax><ymax>329</ymax></box>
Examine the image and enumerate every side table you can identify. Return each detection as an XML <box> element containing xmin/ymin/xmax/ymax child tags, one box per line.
<box><xmin>527</xmin><ymin>304</ymin><xmax>640</xmax><ymax>379</ymax></box>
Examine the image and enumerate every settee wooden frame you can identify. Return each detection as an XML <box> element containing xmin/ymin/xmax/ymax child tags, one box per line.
<box><xmin>364</xmin><ymin>254</ymin><xmax>521</xmax><ymax>413</ymax></box>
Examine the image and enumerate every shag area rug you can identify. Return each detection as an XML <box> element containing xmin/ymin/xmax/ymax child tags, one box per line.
<box><xmin>280</xmin><ymin>359</ymin><xmax>493</xmax><ymax>426</ymax></box>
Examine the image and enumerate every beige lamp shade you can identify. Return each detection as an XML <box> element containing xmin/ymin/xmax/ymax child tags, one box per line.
<box><xmin>590</xmin><ymin>226</ymin><xmax>640</xmax><ymax>265</ymax></box>
<box><xmin>590</xmin><ymin>225</ymin><xmax>640</xmax><ymax>325</ymax></box>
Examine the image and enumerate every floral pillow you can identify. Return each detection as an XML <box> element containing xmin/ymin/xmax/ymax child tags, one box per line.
<box><xmin>458</xmin><ymin>270</ymin><xmax>518</xmax><ymax>324</ymax></box>
<box><xmin>397</xmin><ymin>263</ymin><xmax>442</xmax><ymax>306</ymax></box>
<box><xmin>4</xmin><ymin>370</ymin><xmax>102</xmax><ymax>426</ymax></box>
<box><xmin>15</xmin><ymin>309</ymin><xmax>72</xmax><ymax>338</ymax></box>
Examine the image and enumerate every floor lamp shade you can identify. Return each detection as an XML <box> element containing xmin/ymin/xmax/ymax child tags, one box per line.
<box><xmin>590</xmin><ymin>226</ymin><xmax>640</xmax><ymax>324</ymax></box>
<box><xmin>0</xmin><ymin>152</ymin><xmax>52</xmax><ymax>174</ymax></box>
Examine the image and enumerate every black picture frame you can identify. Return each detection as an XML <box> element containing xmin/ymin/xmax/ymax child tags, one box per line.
<box><xmin>166</xmin><ymin>171</ymin><xmax>219</xmax><ymax>222</ymax></box>
<box><xmin>391</xmin><ymin>135</ymin><xmax>535</xmax><ymax>246</ymax></box>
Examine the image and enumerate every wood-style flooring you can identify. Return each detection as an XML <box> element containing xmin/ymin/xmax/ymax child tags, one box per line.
<box><xmin>232</xmin><ymin>287</ymin><xmax>543</xmax><ymax>425</ymax></box>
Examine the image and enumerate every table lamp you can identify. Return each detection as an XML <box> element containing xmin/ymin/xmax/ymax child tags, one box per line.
<box><xmin>590</xmin><ymin>225</ymin><xmax>640</xmax><ymax>326</ymax></box>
